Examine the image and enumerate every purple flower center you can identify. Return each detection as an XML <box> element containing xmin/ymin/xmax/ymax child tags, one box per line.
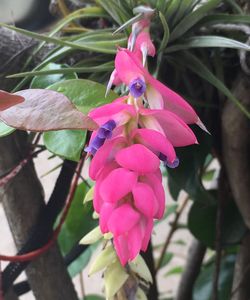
<box><xmin>98</xmin><ymin>120</ymin><xmax>116</xmax><ymax>139</ymax></box>
<box><xmin>159</xmin><ymin>153</ymin><xmax>179</xmax><ymax>169</ymax></box>
<box><xmin>129</xmin><ymin>78</ymin><xmax>146</xmax><ymax>98</ymax></box>
<box><xmin>85</xmin><ymin>120</ymin><xmax>116</xmax><ymax>155</ymax></box>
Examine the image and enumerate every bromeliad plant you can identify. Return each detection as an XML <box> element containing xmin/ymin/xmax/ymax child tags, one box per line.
<box><xmin>1</xmin><ymin>0</ymin><xmax>250</xmax><ymax>299</ymax></box>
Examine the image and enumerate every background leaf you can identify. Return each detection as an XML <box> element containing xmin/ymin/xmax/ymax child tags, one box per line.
<box><xmin>0</xmin><ymin>121</ymin><xmax>15</xmax><ymax>137</ymax></box>
<box><xmin>30</xmin><ymin>63</ymin><xmax>77</xmax><ymax>89</ymax></box>
<box><xmin>58</xmin><ymin>182</ymin><xmax>98</xmax><ymax>254</ymax></box>
<box><xmin>188</xmin><ymin>200</ymin><xmax>246</xmax><ymax>248</ymax></box>
<box><xmin>48</xmin><ymin>79</ymin><xmax>118</xmax><ymax>114</ymax></box>
<box><xmin>193</xmin><ymin>255</ymin><xmax>236</xmax><ymax>300</ymax></box>
<box><xmin>43</xmin><ymin>130</ymin><xmax>87</xmax><ymax>161</ymax></box>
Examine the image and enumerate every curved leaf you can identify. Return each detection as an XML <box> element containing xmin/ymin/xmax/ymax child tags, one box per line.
<box><xmin>0</xmin><ymin>121</ymin><xmax>15</xmax><ymax>137</ymax></box>
<box><xmin>170</xmin><ymin>0</ymin><xmax>220</xmax><ymax>42</ymax></box>
<box><xmin>30</xmin><ymin>63</ymin><xmax>77</xmax><ymax>89</ymax></box>
<box><xmin>48</xmin><ymin>79</ymin><xmax>118</xmax><ymax>114</ymax></box>
<box><xmin>166</xmin><ymin>35</ymin><xmax>250</xmax><ymax>53</ymax></box>
<box><xmin>0</xmin><ymin>23</ymin><xmax>126</xmax><ymax>54</ymax></box>
<box><xmin>0</xmin><ymin>90</ymin><xmax>24</xmax><ymax>111</ymax></box>
<box><xmin>176</xmin><ymin>52</ymin><xmax>250</xmax><ymax>118</ymax></box>
<box><xmin>0</xmin><ymin>89</ymin><xmax>97</xmax><ymax>132</ymax></box>
<box><xmin>43</xmin><ymin>130</ymin><xmax>87</xmax><ymax>161</ymax></box>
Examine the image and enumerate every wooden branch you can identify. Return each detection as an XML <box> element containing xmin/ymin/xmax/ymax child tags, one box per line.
<box><xmin>0</xmin><ymin>131</ymin><xmax>78</xmax><ymax>300</ymax></box>
<box><xmin>0</xmin><ymin>26</ymin><xmax>79</xmax><ymax>299</ymax></box>
<box><xmin>222</xmin><ymin>74</ymin><xmax>250</xmax><ymax>300</ymax></box>
<box><xmin>175</xmin><ymin>239</ymin><xmax>206</xmax><ymax>300</ymax></box>
<box><xmin>0</xmin><ymin>27</ymin><xmax>52</xmax><ymax>91</ymax></box>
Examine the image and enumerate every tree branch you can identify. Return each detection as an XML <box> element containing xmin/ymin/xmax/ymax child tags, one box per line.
<box><xmin>222</xmin><ymin>73</ymin><xmax>250</xmax><ymax>300</ymax></box>
<box><xmin>175</xmin><ymin>239</ymin><xmax>206</xmax><ymax>300</ymax></box>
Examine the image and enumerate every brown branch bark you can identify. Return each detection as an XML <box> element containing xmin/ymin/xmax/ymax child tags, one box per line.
<box><xmin>0</xmin><ymin>132</ymin><xmax>78</xmax><ymax>300</ymax></box>
<box><xmin>175</xmin><ymin>239</ymin><xmax>206</xmax><ymax>300</ymax></box>
<box><xmin>0</xmin><ymin>27</ymin><xmax>78</xmax><ymax>299</ymax></box>
<box><xmin>222</xmin><ymin>74</ymin><xmax>250</xmax><ymax>300</ymax></box>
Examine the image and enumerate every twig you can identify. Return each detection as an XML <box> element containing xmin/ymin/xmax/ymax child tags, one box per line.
<box><xmin>155</xmin><ymin>196</ymin><xmax>189</xmax><ymax>273</ymax></box>
<box><xmin>0</xmin><ymin>157</ymin><xmax>84</xmax><ymax>262</ymax></box>
<box><xmin>211</xmin><ymin>170</ymin><xmax>226</xmax><ymax>300</ymax></box>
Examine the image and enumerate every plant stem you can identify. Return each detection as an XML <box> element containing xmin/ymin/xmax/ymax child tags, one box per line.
<box><xmin>155</xmin><ymin>196</ymin><xmax>189</xmax><ymax>273</ymax></box>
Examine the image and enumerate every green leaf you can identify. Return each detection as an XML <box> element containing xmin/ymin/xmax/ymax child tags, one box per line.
<box><xmin>166</xmin><ymin>35</ymin><xmax>250</xmax><ymax>53</ymax></box>
<box><xmin>29</xmin><ymin>63</ymin><xmax>77</xmax><ymax>88</ymax></box>
<box><xmin>172</xmin><ymin>0</ymin><xmax>194</xmax><ymax>25</ymax></box>
<box><xmin>165</xmin><ymin>266</ymin><xmax>184</xmax><ymax>277</ymax></box>
<box><xmin>0</xmin><ymin>23</ymin><xmax>126</xmax><ymax>54</ymax></box>
<box><xmin>10</xmin><ymin>62</ymin><xmax>113</xmax><ymax>79</ymax></box>
<box><xmin>83</xmin><ymin>296</ymin><xmax>105</xmax><ymax>300</ymax></box>
<box><xmin>201</xmin><ymin>14</ymin><xmax>250</xmax><ymax>26</ymax></box>
<box><xmin>43</xmin><ymin>130</ymin><xmax>87</xmax><ymax>161</ymax></box>
<box><xmin>97</xmin><ymin>0</ymin><xmax>132</xmax><ymax>25</ymax></box>
<box><xmin>48</xmin><ymin>79</ymin><xmax>118</xmax><ymax>114</ymax></box>
<box><xmin>158</xmin><ymin>12</ymin><xmax>170</xmax><ymax>52</ymax></box>
<box><xmin>170</xmin><ymin>0</ymin><xmax>220</xmax><ymax>41</ymax></box>
<box><xmin>160</xmin><ymin>252</ymin><xmax>174</xmax><ymax>268</ymax></box>
<box><xmin>188</xmin><ymin>200</ymin><xmax>246</xmax><ymax>249</ymax></box>
<box><xmin>202</xmin><ymin>169</ymin><xmax>216</xmax><ymax>181</ymax></box>
<box><xmin>193</xmin><ymin>255</ymin><xmax>235</xmax><ymax>300</ymax></box>
<box><xmin>68</xmin><ymin>246</ymin><xmax>93</xmax><ymax>277</ymax></box>
<box><xmin>58</xmin><ymin>183</ymin><xmax>98</xmax><ymax>254</ymax></box>
<box><xmin>0</xmin><ymin>121</ymin><xmax>15</xmax><ymax>137</ymax></box>
<box><xmin>177</xmin><ymin>52</ymin><xmax>250</xmax><ymax>118</ymax></box>
<box><xmin>165</xmin><ymin>0</ymin><xmax>182</xmax><ymax>23</ymax></box>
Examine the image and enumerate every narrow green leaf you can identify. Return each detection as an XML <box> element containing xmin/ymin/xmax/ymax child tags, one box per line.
<box><xmin>160</xmin><ymin>252</ymin><xmax>174</xmax><ymax>268</ymax></box>
<box><xmin>165</xmin><ymin>0</ymin><xmax>182</xmax><ymax>23</ymax></box>
<box><xmin>30</xmin><ymin>63</ymin><xmax>77</xmax><ymax>88</ymax></box>
<box><xmin>170</xmin><ymin>0</ymin><xmax>220</xmax><ymax>42</ymax></box>
<box><xmin>9</xmin><ymin>62</ymin><xmax>113</xmax><ymax>79</ymax></box>
<box><xmin>172</xmin><ymin>0</ymin><xmax>194</xmax><ymax>25</ymax></box>
<box><xmin>164</xmin><ymin>266</ymin><xmax>184</xmax><ymax>277</ymax></box>
<box><xmin>83</xmin><ymin>296</ymin><xmax>105</xmax><ymax>300</ymax></box>
<box><xmin>158</xmin><ymin>12</ymin><xmax>170</xmax><ymax>52</ymax></box>
<box><xmin>96</xmin><ymin>0</ymin><xmax>132</xmax><ymax>25</ymax></box>
<box><xmin>201</xmin><ymin>14</ymin><xmax>250</xmax><ymax>26</ymax></box>
<box><xmin>177</xmin><ymin>52</ymin><xmax>250</xmax><ymax>118</ymax></box>
<box><xmin>166</xmin><ymin>35</ymin><xmax>250</xmax><ymax>53</ymax></box>
<box><xmin>0</xmin><ymin>23</ymin><xmax>126</xmax><ymax>54</ymax></box>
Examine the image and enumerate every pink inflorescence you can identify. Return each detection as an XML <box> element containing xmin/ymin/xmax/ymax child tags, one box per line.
<box><xmin>85</xmin><ymin>16</ymin><xmax>203</xmax><ymax>265</ymax></box>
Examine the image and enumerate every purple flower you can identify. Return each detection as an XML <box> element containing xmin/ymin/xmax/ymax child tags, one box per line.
<box><xmin>129</xmin><ymin>78</ymin><xmax>146</xmax><ymax>98</ymax></box>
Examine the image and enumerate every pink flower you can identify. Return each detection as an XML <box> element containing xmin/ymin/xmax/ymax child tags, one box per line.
<box><xmin>84</xmin><ymin>13</ymin><xmax>205</xmax><ymax>266</ymax></box>
<box><xmin>92</xmin><ymin>144</ymin><xmax>165</xmax><ymax>265</ymax></box>
<box><xmin>115</xmin><ymin>49</ymin><xmax>200</xmax><ymax>125</ymax></box>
